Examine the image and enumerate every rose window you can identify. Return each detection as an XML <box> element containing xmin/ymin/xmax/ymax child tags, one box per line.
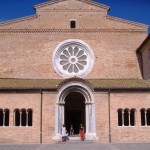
<box><xmin>52</xmin><ymin>39</ymin><xmax>94</xmax><ymax>78</ymax></box>
<box><xmin>59</xmin><ymin>46</ymin><xmax>87</xmax><ymax>73</ymax></box>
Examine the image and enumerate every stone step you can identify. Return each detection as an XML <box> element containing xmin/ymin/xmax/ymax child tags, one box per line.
<box><xmin>55</xmin><ymin>136</ymin><xmax>96</xmax><ymax>144</ymax></box>
<box><xmin>69</xmin><ymin>136</ymin><xmax>80</xmax><ymax>140</ymax></box>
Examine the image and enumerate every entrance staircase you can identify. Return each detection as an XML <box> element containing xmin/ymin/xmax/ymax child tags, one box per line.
<box><xmin>56</xmin><ymin>135</ymin><xmax>95</xmax><ymax>143</ymax></box>
<box><xmin>69</xmin><ymin>135</ymin><xmax>80</xmax><ymax>141</ymax></box>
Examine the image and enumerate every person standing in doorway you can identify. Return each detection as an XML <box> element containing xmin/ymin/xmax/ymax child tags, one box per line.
<box><xmin>61</xmin><ymin>124</ymin><xmax>67</xmax><ymax>142</ymax></box>
<box><xmin>70</xmin><ymin>125</ymin><xmax>74</xmax><ymax>136</ymax></box>
<box><xmin>79</xmin><ymin>124</ymin><xmax>85</xmax><ymax>141</ymax></box>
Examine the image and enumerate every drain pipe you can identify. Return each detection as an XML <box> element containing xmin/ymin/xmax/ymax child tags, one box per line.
<box><xmin>40</xmin><ymin>90</ymin><xmax>43</xmax><ymax>143</ymax></box>
<box><xmin>108</xmin><ymin>89</ymin><xmax>111</xmax><ymax>143</ymax></box>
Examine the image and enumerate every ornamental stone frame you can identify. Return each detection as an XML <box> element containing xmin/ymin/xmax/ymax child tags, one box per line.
<box><xmin>52</xmin><ymin>39</ymin><xmax>95</xmax><ymax>78</ymax></box>
<box><xmin>53</xmin><ymin>81</ymin><xmax>97</xmax><ymax>140</ymax></box>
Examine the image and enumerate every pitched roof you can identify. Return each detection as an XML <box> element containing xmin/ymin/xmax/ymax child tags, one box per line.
<box><xmin>0</xmin><ymin>0</ymin><xmax>148</xmax><ymax>29</ymax></box>
<box><xmin>34</xmin><ymin>0</ymin><xmax>110</xmax><ymax>10</ymax></box>
<box><xmin>0</xmin><ymin>78</ymin><xmax>150</xmax><ymax>91</ymax></box>
<box><xmin>107</xmin><ymin>15</ymin><xmax>149</xmax><ymax>28</ymax></box>
<box><xmin>0</xmin><ymin>15</ymin><xmax>38</xmax><ymax>27</ymax></box>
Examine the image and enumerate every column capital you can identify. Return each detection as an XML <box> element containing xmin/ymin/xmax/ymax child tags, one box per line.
<box><xmin>85</xmin><ymin>102</ymin><xmax>93</xmax><ymax>104</ymax></box>
<box><xmin>56</xmin><ymin>102</ymin><xmax>65</xmax><ymax>105</ymax></box>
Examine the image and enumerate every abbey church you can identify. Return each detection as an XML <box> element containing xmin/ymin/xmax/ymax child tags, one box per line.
<box><xmin>0</xmin><ymin>0</ymin><xmax>150</xmax><ymax>143</ymax></box>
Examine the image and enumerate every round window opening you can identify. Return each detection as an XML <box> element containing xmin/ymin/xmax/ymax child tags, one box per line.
<box><xmin>52</xmin><ymin>39</ymin><xmax>94</xmax><ymax>78</ymax></box>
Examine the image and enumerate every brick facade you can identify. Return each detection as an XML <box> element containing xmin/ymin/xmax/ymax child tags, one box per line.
<box><xmin>110</xmin><ymin>92</ymin><xmax>150</xmax><ymax>143</ymax></box>
<box><xmin>0</xmin><ymin>0</ymin><xmax>150</xmax><ymax>144</ymax></box>
<box><xmin>0</xmin><ymin>93</ymin><xmax>41</xmax><ymax>143</ymax></box>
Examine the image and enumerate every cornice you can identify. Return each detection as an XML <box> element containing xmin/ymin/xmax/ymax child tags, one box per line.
<box><xmin>0</xmin><ymin>28</ymin><xmax>146</xmax><ymax>34</ymax></box>
<box><xmin>107</xmin><ymin>15</ymin><xmax>149</xmax><ymax>29</ymax></box>
<box><xmin>34</xmin><ymin>0</ymin><xmax>110</xmax><ymax>11</ymax></box>
<box><xmin>36</xmin><ymin>9</ymin><xmax>105</xmax><ymax>12</ymax></box>
<box><xmin>0</xmin><ymin>15</ymin><xmax>38</xmax><ymax>27</ymax></box>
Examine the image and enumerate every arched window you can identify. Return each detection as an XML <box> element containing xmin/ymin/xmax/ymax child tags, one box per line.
<box><xmin>21</xmin><ymin>109</ymin><xmax>26</xmax><ymax>126</ymax></box>
<box><xmin>130</xmin><ymin>109</ymin><xmax>135</xmax><ymax>126</ymax></box>
<box><xmin>28</xmin><ymin>109</ymin><xmax>32</xmax><ymax>126</ymax></box>
<box><xmin>147</xmin><ymin>109</ymin><xmax>150</xmax><ymax>126</ymax></box>
<box><xmin>4</xmin><ymin>109</ymin><xmax>9</xmax><ymax>126</ymax></box>
<box><xmin>0</xmin><ymin>109</ymin><xmax>3</xmax><ymax>126</ymax></box>
<box><xmin>0</xmin><ymin>109</ymin><xmax>10</xmax><ymax>126</ymax></box>
<box><xmin>124</xmin><ymin>109</ymin><xmax>129</xmax><ymax>126</ymax></box>
<box><xmin>141</xmin><ymin>108</ymin><xmax>146</xmax><ymax>126</ymax></box>
<box><xmin>118</xmin><ymin>109</ymin><xmax>123</xmax><ymax>126</ymax></box>
<box><xmin>15</xmin><ymin>109</ymin><xmax>20</xmax><ymax>126</ymax></box>
<box><xmin>14</xmin><ymin>108</ymin><xmax>33</xmax><ymax>127</ymax></box>
<box><xmin>118</xmin><ymin>108</ymin><xmax>135</xmax><ymax>126</ymax></box>
<box><xmin>140</xmin><ymin>108</ymin><xmax>150</xmax><ymax>126</ymax></box>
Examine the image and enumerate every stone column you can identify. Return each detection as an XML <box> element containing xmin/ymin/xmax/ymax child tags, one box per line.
<box><xmin>26</xmin><ymin>111</ymin><xmax>28</xmax><ymax>127</ymax></box>
<box><xmin>54</xmin><ymin>102</ymin><xmax>65</xmax><ymax>140</ymax></box>
<box><xmin>3</xmin><ymin>110</ymin><xmax>5</xmax><ymax>126</ymax></box>
<box><xmin>85</xmin><ymin>103</ymin><xmax>89</xmax><ymax>134</ymax></box>
<box><xmin>20</xmin><ymin>111</ymin><xmax>22</xmax><ymax>127</ymax></box>
<box><xmin>144</xmin><ymin>110</ymin><xmax>147</xmax><ymax>126</ymax></box>
<box><xmin>85</xmin><ymin>102</ymin><xmax>96</xmax><ymax>140</ymax></box>
<box><xmin>128</xmin><ymin>110</ymin><xmax>131</xmax><ymax>126</ymax></box>
<box><xmin>122</xmin><ymin>110</ymin><xmax>124</xmax><ymax>126</ymax></box>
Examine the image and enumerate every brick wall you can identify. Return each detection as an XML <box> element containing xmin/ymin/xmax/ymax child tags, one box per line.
<box><xmin>0</xmin><ymin>32</ymin><xmax>146</xmax><ymax>79</ymax></box>
<box><xmin>0</xmin><ymin>0</ymin><xmax>148</xmax><ymax>79</ymax></box>
<box><xmin>110</xmin><ymin>92</ymin><xmax>150</xmax><ymax>143</ymax></box>
<box><xmin>0</xmin><ymin>93</ymin><xmax>41</xmax><ymax>143</ymax></box>
<box><xmin>42</xmin><ymin>92</ymin><xmax>57</xmax><ymax>143</ymax></box>
<box><xmin>94</xmin><ymin>92</ymin><xmax>109</xmax><ymax>143</ymax></box>
<box><xmin>142</xmin><ymin>49</ymin><xmax>150</xmax><ymax>79</ymax></box>
<box><xmin>0</xmin><ymin>91</ymin><xmax>150</xmax><ymax>143</ymax></box>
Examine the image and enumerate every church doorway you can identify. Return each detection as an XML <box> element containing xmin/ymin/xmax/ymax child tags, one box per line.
<box><xmin>65</xmin><ymin>92</ymin><xmax>85</xmax><ymax>134</ymax></box>
<box><xmin>55</xmin><ymin>81</ymin><xmax>97</xmax><ymax>140</ymax></box>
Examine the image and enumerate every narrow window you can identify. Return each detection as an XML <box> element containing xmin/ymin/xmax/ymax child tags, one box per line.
<box><xmin>28</xmin><ymin>109</ymin><xmax>32</xmax><ymax>126</ymax></box>
<box><xmin>4</xmin><ymin>109</ymin><xmax>9</xmax><ymax>126</ymax></box>
<box><xmin>124</xmin><ymin>109</ymin><xmax>129</xmax><ymax>126</ymax></box>
<box><xmin>130</xmin><ymin>109</ymin><xmax>135</xmax><ymax>126</ymax></box>
<box><xmin>147</xmin><ymin>109</ymin><xmax>150</xmax><ymax>126</ymax></box>
<box><xmin>141</xmin><ymin>109</ymin><xmax>146</xmax><ymax>126</ymax></box>
<box><xmin>21</xmin><ymin>109</ymin><xmax>26</xmax><ymax>126</ymax></box>
<box><xmin>15</xmin><ymin>109</ymin><xmax>20</xmax><ymax>126</ymax></box>
<box><xmin>0</xmin><ymin>109</ymin><xmax>3</xmax><ymax>126</ymax></box>
<box><xmin>118</xmin><ymin>109</ymin><xmax>122</xmax><ymax>126</ymax></box>
<box><xmin>14</xmin><ymin>109</ymin><xmax>33</xmax><ymax>127</ymax></box>
<box><xmin>70</xmin><ymin>20</ymin><xmax>76</xmax><ymax>28</ymax></box>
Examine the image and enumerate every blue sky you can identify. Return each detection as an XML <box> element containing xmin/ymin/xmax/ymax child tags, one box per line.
<box><xmin>0</xmin><ymin>0</ymin><xmax>149</xmax><ymax>32</ymax></box>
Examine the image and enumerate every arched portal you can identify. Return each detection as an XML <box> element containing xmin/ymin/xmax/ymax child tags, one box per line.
<box><xmin>54</xmin><ymin>81</ymin><xmax>97</xmax><ymax>140</ymax></box>
<box><xmin>65</xmin><ymin>92</ymin><xmax>85</xmax><ymax>134</ymax></box>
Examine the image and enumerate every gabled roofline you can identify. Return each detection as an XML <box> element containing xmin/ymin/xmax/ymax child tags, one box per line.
<box><xmin>137</xmin><ymin>34</ymin><xmax>150</xmax><ymax>52</ymax></box>
<box><xmin>0</xmin><ymin>15</ymin><xmax>38</xmax><ymax>27</ymax></box>
<box><xmin>34</xmin><ymin>0</ymin><xmax>110</xmax><ymax>11</ymax></box>
<box><xmin>107</xmin><ymin>15</ymin><xmax>149</xmax><ymax>29</ymax></box>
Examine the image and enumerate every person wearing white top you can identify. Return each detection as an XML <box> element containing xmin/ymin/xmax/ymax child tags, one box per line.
<box><xmin>61</xmin><ymin>124</ymin><xmax>69</xmax><ymax>142</ymax></box>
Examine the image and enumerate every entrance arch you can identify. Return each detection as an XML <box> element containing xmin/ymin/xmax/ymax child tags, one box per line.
<box><xmin>65</xmin><ymin>92</ymin><xmax>85</xmax><ymax>134</ymax></box>
<box><xmin>54</xmin><ymin>81</ymin><xmax>97</xmax><ymax>140</ymax></box>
